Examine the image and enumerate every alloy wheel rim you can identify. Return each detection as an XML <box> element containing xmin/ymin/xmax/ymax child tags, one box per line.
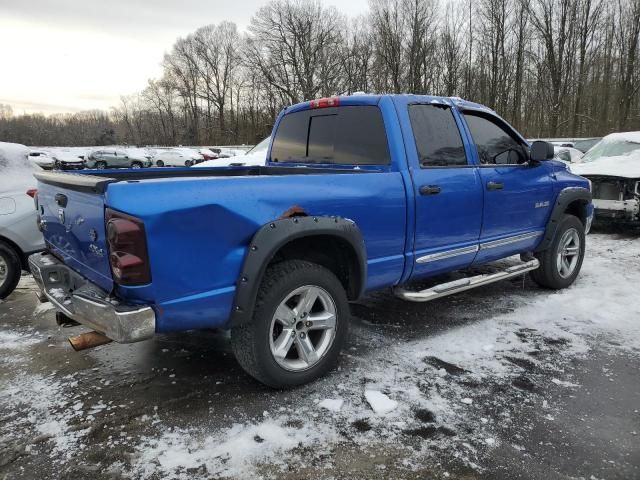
<box><xmin>0</xmin><ymin>256</ymin><xmax>7</xmax><ymax>286</ymax></box>
<box><xmin>269</xmin><ymin>285</ymin><xmax>337</xmax><ymax>372</ymax></box>
<box><xmin>556</xmin><ymin>228</ymin><xmax>580</xmax><ymax>279</ymax></box>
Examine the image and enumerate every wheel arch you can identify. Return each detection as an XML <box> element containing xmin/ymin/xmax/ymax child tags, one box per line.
<box><xmin>230</xmin><ymin>216</ymin><xmax>367</xmax><ymax>327</ymax></box>
<box><xmin>536</xmin><ymin>187</ymin><xmax>591</xmax><ymax>252</ymax></box>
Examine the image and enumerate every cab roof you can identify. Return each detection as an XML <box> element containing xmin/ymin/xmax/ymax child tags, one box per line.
<box><xmin>284</xmin><ymin>94</ymin><xmax>494</xmax><ymax>115</ymax></box>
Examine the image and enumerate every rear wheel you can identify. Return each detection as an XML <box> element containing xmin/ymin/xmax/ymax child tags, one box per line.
<box><xmin>231</xmin><ymin>260</ymin><xmax>349</xmax><ymax>388</ymax></box>
<box><xmin>0</xmin><ymin>241</ymin><xmax>22</xmax><ymax>299</ymax></box>
<box><xmin>185</xmin><ymin>160</ymin><xmax>193</xmax><ymax>167</ymax></box>
<box><xmin>156</xmin><ymin>160</ymin><xmax>165</xmax><ymax>167</ymax></box>
<box><xmin>95</xmin><ymin>161</ymin><xmax>107</xmax><ymax>170</ymax></box>
<box><xmin>131</xmin><ymin>161</ymin><xmax>142</xmax><ymax>169</ymax></box>
<box><xmin>531</xmin><ymin>214</ymin><xmax>585</xmax><ymax>289</ymax></box>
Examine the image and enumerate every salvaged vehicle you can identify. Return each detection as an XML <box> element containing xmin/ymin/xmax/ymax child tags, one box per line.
<box><xmin>572</xmin><ymin>132</ymin><xmax>640</xmax><ymax>227</ymax></box>
<box><xmin>30</xmin><ymin>95</ymin><xmax>592</xmax><ymax>387</ymax></box>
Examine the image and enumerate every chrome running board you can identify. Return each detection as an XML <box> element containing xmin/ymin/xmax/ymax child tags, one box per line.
<box><xmin>394</xmin><ymin>258</ymin><xmax>540</xmax><ymax>303</ymax></box>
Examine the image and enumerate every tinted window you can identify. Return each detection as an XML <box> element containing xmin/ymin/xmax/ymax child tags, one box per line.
<box><xmin>270</xmin><ymin>106</ymin><xmax>390</xmax><ymax>165</ymax></box>
<box><xmin>409</xmin><ymin>105</ymin><xmax>467</xmax><ymax>167</ymax></box>
<box><xmin>464</xmin><ymin>113</ymin><xmax>526</xmax><ymax>165</ymax></box>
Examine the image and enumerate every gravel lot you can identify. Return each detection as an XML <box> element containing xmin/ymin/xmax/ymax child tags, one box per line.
<box><xmin>0</xmin><ymin>232</ymin><xmax>639</xmax><ymax>479</ymax></box>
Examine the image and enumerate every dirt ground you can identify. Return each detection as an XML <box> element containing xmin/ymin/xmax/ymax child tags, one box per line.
<box><xmin>0</xmin><ymin>232</ymin><xmax>638</xmax><ymax>479</ymax></box>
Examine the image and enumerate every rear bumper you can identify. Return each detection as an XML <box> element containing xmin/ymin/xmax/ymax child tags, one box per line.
<box><xmin>28</xmin><ymin>252</ymin><xmax>156</xmax><ymax>343</ymax></box>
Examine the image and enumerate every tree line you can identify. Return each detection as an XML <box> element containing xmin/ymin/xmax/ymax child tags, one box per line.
<box><xmin>1</xmin><ymin>0</ymin><xmax>639</xmax><ymax>147</ymax></box>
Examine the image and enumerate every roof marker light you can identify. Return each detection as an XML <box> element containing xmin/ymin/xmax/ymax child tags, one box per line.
<box><xmin>310</xmin><ymin>97</ymin><xmax>340</xmax><ymax>109</ymax></box>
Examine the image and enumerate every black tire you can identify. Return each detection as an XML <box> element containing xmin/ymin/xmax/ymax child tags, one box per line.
<box><xmin>185</xmin><ymin>160</ymin><xmax>193</xmax><ymax>167</ymax></box>
<box><xmin>531</xmin><ymin>214</ymin><xmax>585</xmax><ymax>289</ymax></box>
<box><xmin>131</xmin><ymin>161</ymin><xmax>142</xmax><ymax>169</ymax></box>
<box><xmin>156</xmin><ymin>160</ymin><xmax>164</xmax><ymax>167</ymax></box>
<box><xmin>231</xmin><ymin>260</ymin><xmax>350</xmax><ymax>388</ymax></box>
<box><xmin>0</xmin><ymin>241</ymin><xmax>22</xmax><ymax>299</ymax></box>
<box><xmin>95</xmin><ymin>161</ymin><xmax>107</xmax><ymax>170</ymax></box>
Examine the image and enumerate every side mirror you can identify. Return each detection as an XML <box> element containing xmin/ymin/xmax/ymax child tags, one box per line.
<box><xmin>530</xmin><ymin>141</ymin><xmax>554</xmax><ymax>162</ymax></box>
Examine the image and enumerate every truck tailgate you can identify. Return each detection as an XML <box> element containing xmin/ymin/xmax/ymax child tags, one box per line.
<box><xmin>35</xmin><ymin>171</ymin><xmax>114</xmax><ymax>291</ymax></box>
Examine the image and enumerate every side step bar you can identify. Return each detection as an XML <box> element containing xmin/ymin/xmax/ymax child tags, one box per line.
<box><xmin>394</xmin><ymin>258</ymin><xmax>540</xmax><ymax>303</ymax></box>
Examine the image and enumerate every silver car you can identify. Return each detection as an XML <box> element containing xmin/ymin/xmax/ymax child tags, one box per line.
<box><xmin>0</xmin><ymin>142</ymin><xmax>45</xmax><ymax>298</ymax></box>
<box><xmin>86</xmin><ymin>149</ymin><xmax>151</xmax><ymax>169</ymax></box>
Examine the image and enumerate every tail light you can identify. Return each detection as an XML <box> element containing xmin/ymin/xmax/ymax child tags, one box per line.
<box><xmin>105</xmin><ymin>208</ymin><xmax>151</xmax><ymax>285</ymax></box>
<box><xmin>27</xmin><ymin>188</ymin><xmax>38</xmax><ymax>209</ymax></box>
<box><xmin>310</xmin><ymin>97</ymin><xmax>340</xmax><ymax>109</ymax></box>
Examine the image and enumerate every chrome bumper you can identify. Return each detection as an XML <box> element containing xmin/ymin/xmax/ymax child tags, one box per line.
<box><xmin>28</xmin><ymin>252</ymin><xmax>156</xmax><ymax>343</ymax></box>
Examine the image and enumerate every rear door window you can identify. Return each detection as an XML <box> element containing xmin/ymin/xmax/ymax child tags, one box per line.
<box><xmin>409</xmin><ymin>104</ymin><xmax>468</xmax><ymax>167</ymax></box>
<box><xmin>270</xmin><ymin>106</ymin><xmax>390</xmax><ymax>165</ymax></box>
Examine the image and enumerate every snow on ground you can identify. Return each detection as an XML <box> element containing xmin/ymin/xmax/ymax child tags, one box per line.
<box><xmin>123</xmin><ymin>233</ymin><xmax>640</xmax><ymax>478</ymax></box>
<box><xmin>0</xmin><ymin>233</ymin><xmax>638</xmax><ymax>478</ymax></box>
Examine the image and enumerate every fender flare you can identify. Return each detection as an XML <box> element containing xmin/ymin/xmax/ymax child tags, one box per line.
<box><xmin>535</xmin><ymin>187</ymin><xmax>591</xmax><ymax>252</ymax></box>
<box><xmin>230</xmin><ymin>216</ymin><xmax>367</xmax><ymax>327</ymax></box>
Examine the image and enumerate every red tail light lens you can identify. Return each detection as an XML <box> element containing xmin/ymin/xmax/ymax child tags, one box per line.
<box><xmin>106</xmin><ymin>208</ymin><xmax>151</xmax><ymax>285</ymax></box>
<box><xmin>26</xmin><ymin>188</ymin><xmax>37</xmax><ymax>198</ymax></box>
<box><xmin>310</xmin><ymin>97</ymin><xmax>340</xmax><ymax>109</ymax></box>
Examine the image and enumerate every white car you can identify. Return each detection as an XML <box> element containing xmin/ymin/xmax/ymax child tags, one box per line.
<box><xmin>195</xmin><ymin>137</ymin><xmax>270</xmax><ymax>168</ymax></box>
<box><xmin>0</xmin><ymin>142</ymin><xmax>45</xmax><ymax>298</ymax></box>
<box><xmin>153</xmin><ymin>149</ymin><xmax>203</xmax><ymax>167</ymax></box>
<box><xmin>571</xmin><ymin>132</ymin><xmax>640</xmax><ymax>227</ymax></box>
<box><xmin>28</xmin><ymin>150</ymin><xmax>55</xmax><ymax>169</ymax></box>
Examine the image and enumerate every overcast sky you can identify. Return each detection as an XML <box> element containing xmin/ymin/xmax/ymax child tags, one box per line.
<box><xmin>0</xmin><ymin>0</ymin><xmax>369</xmax><ymax>115</ymax></box>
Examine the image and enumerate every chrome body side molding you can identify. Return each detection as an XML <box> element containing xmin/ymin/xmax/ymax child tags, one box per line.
<box><xmin>415</xmin><ymin>231</ymin><xmax>543</xmax><ymax>264</ymax></box>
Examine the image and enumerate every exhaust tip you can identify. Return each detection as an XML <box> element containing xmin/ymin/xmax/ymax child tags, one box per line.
<box><xmin>68</xmin><ymin>331</ymin><xmax>113</xmax><ymax>351</ymax></box>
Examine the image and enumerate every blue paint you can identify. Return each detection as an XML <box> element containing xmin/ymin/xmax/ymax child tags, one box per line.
<box><xmin>36</xmin><ymin>94</ymin><xmax>591</xmax><ymax>334</ymax></box>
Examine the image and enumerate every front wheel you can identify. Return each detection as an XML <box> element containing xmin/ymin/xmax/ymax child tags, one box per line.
<box><xmin>231</xmin><ymin>260</ymin><xmax>349</xmax><ymax>388</ymax></box>
<box><xmin>0</xmin><ymin>241</ymin><xmax>22</xmax><ymax>299</ymax></box>
<box><xmin>94</xmin><ymin>161</ymin><xmax>107</xmax><ymax>170</ymax></box>
<box><xmin>131</xmin><ymin>161</ymin><xmax>142</xmax><ymax>169</ymax></box>
<box><xmin>156</xmin><ymin>160</ymin><xmax>164</xmax><ymax>167</ymax></box>
<box><xmin>531</xmin><ymin>214</ymin><xmax>585</xmax><ymax>289</ymax></box>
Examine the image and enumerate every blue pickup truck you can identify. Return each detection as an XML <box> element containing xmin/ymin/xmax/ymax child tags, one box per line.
<box><xmin>29</xmin><ymin>94</ymin><xmax>592</xmax><ymax>387</ymax></box>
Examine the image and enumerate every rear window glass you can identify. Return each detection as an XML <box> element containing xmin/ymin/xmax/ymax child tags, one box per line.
<box><xmin>270</xmin><ymin>106</ymin><xmax>390</xmax><ymax>165</ymax></box>
<box><xmin>409</xmin><ymin>104</ymin><xmax>467</xmax><ymax>167</ymax></box>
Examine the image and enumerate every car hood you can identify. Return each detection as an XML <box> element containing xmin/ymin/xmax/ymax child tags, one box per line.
<box><xmin>571</xmin><ymin>155</ymin><xmax>640</xmax><ymax>179</ymax></box>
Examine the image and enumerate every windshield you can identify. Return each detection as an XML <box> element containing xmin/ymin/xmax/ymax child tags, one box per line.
<box><xmin>246</xmin><ymin>136</ymin><xmax>271</xmax><ymax>155</ymax></box>
<box><xmin>581</xmin><ymin>138</ymin><xmax>640</xmax><ymax>163</ymax></box>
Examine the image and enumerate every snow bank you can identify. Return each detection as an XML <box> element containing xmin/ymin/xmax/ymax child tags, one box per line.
<box><xmin>0</xmin><ymin>141</ymin><xmax>37</xmax><ymax>192</ymax></box>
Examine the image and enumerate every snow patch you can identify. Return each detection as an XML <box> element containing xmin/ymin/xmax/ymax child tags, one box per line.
<box><xmin>364</xmin><ymin>390</ymin><xmax>398</xmax><ymax>415</ymax></box>
<box><xmin>318</xmin><ymin>398</ymin><xmax>344</xmax><ymax>412</ymax></box>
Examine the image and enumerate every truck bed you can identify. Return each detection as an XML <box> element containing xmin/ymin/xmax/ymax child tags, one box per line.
<box><xmin>34</xmin><ymin>166</ymin><xmax>372</xmax><ymax>193</ymax></box>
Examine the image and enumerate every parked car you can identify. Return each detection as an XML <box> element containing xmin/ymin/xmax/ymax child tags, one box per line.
<box><xmin>86</xmin><ymin>149</ymin><xmax>151</xmax><ymax>169</ymax></box>
<box><xmin>30</xmin><ymin>94</ymin><xmax>592</xmax><ymax>388</ymax></box>
<box><xmin>0</xmin><ymin>142</ymin><xmax>45</xmax><ymax>298</ymax></box>
<box><xmin>52</xmin><ymin>152</ymin><xmax>85</xmax><ymax>170</ymax></box>
<box><xmin>571</xmin><ymin>132</ymin><xmax>640</xmax><ymax>227</ymax></box>
<box><xmin>28</xmin><ymin>150</ymin><xmax>55</xmax><ymax>170</ymax></box>
<box><xmin>554</xmin><ymin>146</ymin><xmax>584</xmax><ymax>164</ymax></box>
<box><xmin>195</xmin><ymin>136</ymin><xmax>270</xmax><ymax>168</ymax></box>
<box><xmin>153</xmin><ymin>149</ymin><xmax>203</xmax><ymax>167</ymax></box>
<box><xmin>199</xmin><ymin>148</ymin><xmax>219</xmax><ymax>161</ymax></box>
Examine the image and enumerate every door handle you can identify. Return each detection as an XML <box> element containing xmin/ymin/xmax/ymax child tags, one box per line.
<box><xmin>487</xmin><ymin>181</ymin><xmax>504</xmax><ymax>191</ymax></box>
<box><xmin>420</xmin><ymin>185</ymin><xmax>441</xmax><ymax>195</ymax></box>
